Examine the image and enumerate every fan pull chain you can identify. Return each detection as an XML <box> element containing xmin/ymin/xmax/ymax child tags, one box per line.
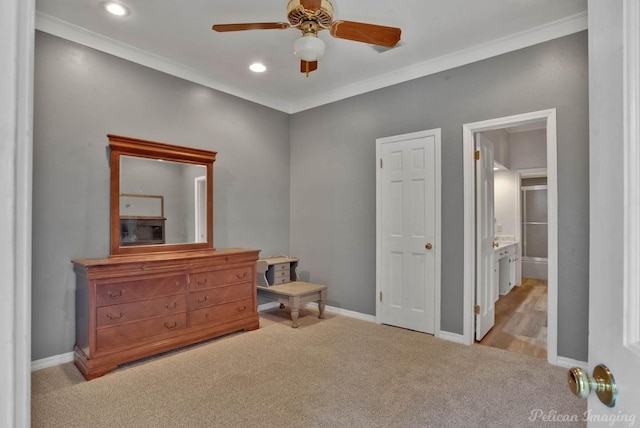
<box><xmin>305</xmin><ymin>61</ymin><xmax>310</xmax><ymax>77</ymax></box>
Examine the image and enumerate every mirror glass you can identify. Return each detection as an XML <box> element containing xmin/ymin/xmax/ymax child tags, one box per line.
<box><xmin>108</xmin><ymin>134</ymin><xmax>215</xmax><ymax>256</ymax></box>
<box><xmin>119</xmin><ymin>156</ymin><xmax>206</xmax><ymax>246</ymax></box>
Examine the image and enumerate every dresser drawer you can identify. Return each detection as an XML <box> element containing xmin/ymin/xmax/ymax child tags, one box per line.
<box><xmin>189</xmin><ymin>298</ymin><xmax>254</xmax><ymax>327</ymax></box>
<box><xmin>95</xmin><ymin>274</ymin><xmax>186</xmax><ymax>307</ymax></box>
<box><xmin>273</xmin><ymin>263</ymin><xmax>289</xmax><ymax>272</ymax></box>
<box><xmin>96</xmin><ymin>313</ymin><xmax>187</xmax><ymax>351</ymax></box>
<box><xmin>273</xmin><ymin>276</ymin><xmax>290</xmax><ymax>285</ymax></box>
<box><xmin>190</xmin><ymin>265</ymin><xmax>253</xmax><ymax>290</ymax></box>
<box><xmin>274</xmin><ymin>269</ymin><xmax>290</xmax><ymax>279</ymax></box>
<box><xmin>96</xmin><ymin>294</ymin><xmax>186</xmax><ymax>328</ymax></box>
<box><xmin>188</xmin><ymin>282</ymin><xmax>253</xmax><ymax>310</ymax></box>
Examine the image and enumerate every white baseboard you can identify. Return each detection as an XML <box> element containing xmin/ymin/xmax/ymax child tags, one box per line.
<box><xmin>553</xmin><ymin>355</ymin><xmax>588</xmax><ymax>370</ymax></box>
<box><xmin>257</xmin><ymin>301</ymin><xmax>280</xmax><ymax>312</ymax></box>
<box><xmin>304</xmin><ymin>302</ymin><xmax>377</xmax><ymax>323</ymax></box>
<box><xmin>259</xmin><ymin>300</ymin><xmax>376</xmax><ymax>323</ymax></box>
<box><xmin>37</xmin><ymin>307</ymin><xmax>561</xmax><ymax>372</ymax></box>
<box><xmin>436</xmin><ymin>330</ymin><xmax>468</xmax><ymax>345</ymax></box>
<box><xmin>31</xmin><ymin>352</ymin><xmax>74</xmax><ymax>372</ymax></box>
<box><xmin>33</xmin><ymin>303</ymin><xmax>373</xmax><ymax>372</ymax></box>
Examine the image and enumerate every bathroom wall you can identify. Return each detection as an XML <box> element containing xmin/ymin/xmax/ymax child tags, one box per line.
<box><xmin>494</xmin><ymin>171</ymin><xmax>519</xmax><ymax>240</ymax></box>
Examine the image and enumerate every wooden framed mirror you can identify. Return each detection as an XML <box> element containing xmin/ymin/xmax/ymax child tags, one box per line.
<box><xmin>108</xmin><ymin>134</ymin><xmax>216</xmax><ymax>256</ymax></box>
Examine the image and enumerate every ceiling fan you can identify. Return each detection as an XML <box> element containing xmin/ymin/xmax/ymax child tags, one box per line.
<box><xmin>212</xmin><ymin>0</ymin><xmax>402</xmax><ymax>76</ymax></box>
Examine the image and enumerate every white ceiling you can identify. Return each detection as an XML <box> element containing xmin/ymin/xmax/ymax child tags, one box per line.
<box><xmin>35</xmin><ymin>0</ymin><xmax>588</xmax><ymax>113</ymax></box>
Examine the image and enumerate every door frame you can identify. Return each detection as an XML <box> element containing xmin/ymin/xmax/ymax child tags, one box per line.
<box><xmin>194</xmin><ymin>176</ymin><xmax>207</xmax><ymax>243</ymax></box>
<box><xmin>375</xmin><ymin>129</ymin><xmax>442</xmax><ymax>335</ymax></box>
<box><xmin>1</xmin><ymin>0</ymin><xmax>34</xmax><ymax>426</ymax></box>
<box><xmin>462</xmin><ymin>109</ymin><xmax>558</xmax><ymax>365</ymax></box>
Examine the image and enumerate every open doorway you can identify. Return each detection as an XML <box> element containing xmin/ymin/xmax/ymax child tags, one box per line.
<box><xmin>462</xmin><ymin>109</ymin><xmax>559</xmax><ymax>366</ymax></box>
<box><xmin>480</xmin><ymin>133</ymin><xmax>549</xmax><ymax>358</ymax></box>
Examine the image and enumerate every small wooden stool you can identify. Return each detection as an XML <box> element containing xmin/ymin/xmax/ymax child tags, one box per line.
<box><xmin>257</xmin><ymin>281</ymin><xmax>327</xmax><ymax>328</ymax></box>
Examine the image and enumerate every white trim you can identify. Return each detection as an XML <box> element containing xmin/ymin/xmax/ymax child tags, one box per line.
<box><xmin>34</xmin><ymin>12</ymin><xmax>292</xmax><ymax>114</ymax></box>
<box><xmin>258</xmin><ymin>302</ymin><xmax>280</xmax><ymax>312</ymax></box>
<box><xmin>375</xmin><ymin>129</ymin><xmax>441</xmax><ymax>336</ymax></box>
<box><xmin>1</xmin><ymin>0</ymin><xmax>34</xmax><ymax>426</ymax></box>
<box><xmin>623</xmin><ymin>0</ymin><xmax>640</xmax><ymax>356</ymax></box>
<box><xmin>33</xmin><ymin>303</ymin><xmax>376</xmax><ymax>372</ymax></box>
<box><xmin>194</xmin><ymin>176</ymin><xmax>207</xmax><ymax>243</ymax></box>
<box><xmin>555</xmin><ymin>356</ymin><xmax>588</xmax><ymax>371</ymax></box>
<box><xmin>291</xmin><ymin>13</ymin><xmax>587</xmax><ymax>113</ymax></box>
<box><xmin>259</xmin><ymin>301</ymin><xmax>377</xmax><ymax>323</ymax></box>
<box><xmin>31</xmin><ymin>352</ymin><xmax>74</xmax><ymax>372</ymax></box>
<box><xmin>462</xmin><ymin>110</ymin><xmax>558</xmax><ymax>367</ymax></box>
<box><xmin>435</xmin><ymin>331</ymin><xmax>467</xmax><ymax>345</ymax></box>
<box><xmin>35</xmin><ymin>11</ymin><xmax>587</xmax><ymax>115</ymax></box>
<box><xmin>305</xmin><ymin>302</ymin><xmax>377</xmax><ymax>323</ymax></box>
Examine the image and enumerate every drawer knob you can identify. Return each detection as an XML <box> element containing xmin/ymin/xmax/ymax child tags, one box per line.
<box><xmin>106</xmin><ymin>311</ymin><xmax>125</xmax><ymax>320</ymax></box>
<box><xmin>197</xmin><ymin>279</ymin><xmax>207</xmax><ymax>285</ymax></box>
<box><xmin>164</xmin><ymin>322</ymin><xmax>178</xmax><ymax>330</ymax></box>
<box><xmin>165</xmin><ymin>302</ymin><xmax>177</xmax><ymax>310</ymax></box>
<box><xmin>236</xmin><ymin>272</ymin><xmax>247</xmax><ymax>280</ymax></box>
<box><xmin>236</xmin><ymin>305</ymin><xmax>247</xmax><ymax>312</ymax></box>
<box><xmin>197</xmin><ymin>296</ymin><xmax>208</xmax><ymax>304</ymax></box>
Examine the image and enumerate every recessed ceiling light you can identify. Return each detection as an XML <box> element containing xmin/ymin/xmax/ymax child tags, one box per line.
<box><xmin>103</xmin><ymin>2</ymin><xmax>129</xmax><ymax>16</ymax></box>
<box><xmin>249</xmin><ymin>63</ymin><xmax>267</xmax><ymax>73</ymax></box>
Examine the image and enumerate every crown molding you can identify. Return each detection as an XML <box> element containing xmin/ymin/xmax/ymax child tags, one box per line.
<box><xmin>35</xmin><ymin>11</ymin><xmax>292</xmax><ymax>113</ymax></box>
<box><xmin>290</xmin><ymin>11</ymin><xmax>588</xmax><ymax>112</ymax></box>
<box><xmin>36</xmin><ymin>10</ymin><xmax>587</xmax><ymax>114</ymax></box>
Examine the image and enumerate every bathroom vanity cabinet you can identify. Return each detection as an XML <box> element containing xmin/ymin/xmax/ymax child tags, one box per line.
<box><xmin>495</xmin><ymin>242</ymin><xmax>520</xmax><ymax>297</ymax></box>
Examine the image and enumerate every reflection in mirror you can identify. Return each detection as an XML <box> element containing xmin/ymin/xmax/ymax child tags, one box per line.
<box><xmin>120</xmin><ymin>156</ymin><xmax>206</xmax><ymax>246</ymax></box>
<box><xmin>108</xmin><ymin>134</ymin><xmax>216</xmax><ymax>256</ymax></box>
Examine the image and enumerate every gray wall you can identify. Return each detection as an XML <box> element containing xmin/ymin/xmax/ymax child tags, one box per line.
<box><xmin>33</xmin><ymin>30</ymin><xmax>589</xmax><ymax>362</ymax></box>
<box><xmin>290</xmin><ymin>31</ymin><xmax>589</xmax><ymax>360</ymax></box>
<box><xmin>509</xmin><ymin>129</ymin><xmax>548</xmax><ymax>170</ymax></box>
<box><xmin>32</xmin><ymin>32</ymin><xmax>291</xmax><ymax>360</ymax></box>
<box><xmin>481</xmin><ymin>129</ymin><xmax>510</xmax><ymax>168</ymax></box>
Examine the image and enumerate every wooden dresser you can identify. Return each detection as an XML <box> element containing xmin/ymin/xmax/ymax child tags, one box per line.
<box><xmin>72</xmin><ymin>248</ymin><xmax>259</xmax><ymax>380</ymax></box>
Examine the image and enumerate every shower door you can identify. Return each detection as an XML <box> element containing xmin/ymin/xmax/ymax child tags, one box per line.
<box><xmin>521</xmin><ymin>185</ymin><xmax>548</xmax><ymax>279</ymax></box>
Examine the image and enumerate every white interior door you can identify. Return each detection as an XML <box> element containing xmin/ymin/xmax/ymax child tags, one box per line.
<box><xmin>584</xmin><ymin>0</ymin><xmax>640</xmax><ymax>420</ymax></box>
<box><xmin>376</xmin><ymin>129</ymin><xmax>440</xmax><ymax>334</ymax></box>
<box><xmin>475</xmin><ymin>134</ymin><xmax>495</xmax><ymax>341</ymax></box>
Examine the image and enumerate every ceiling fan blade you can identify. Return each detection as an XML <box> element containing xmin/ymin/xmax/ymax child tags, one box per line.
<box><xmin>212</xmin><ymin>23</ymin><xmax>290</xmax><ymax>32</ymax></box>
<box><xmin>300</xmin><ymin>0</ymin><xmax>322</xmax><ymax>12</ymax></box>
<box><xmin>300</xmin><ymin>60</ymin><xmax>318</xmax><ymax>75</ymax></box>
<box><xmin>329</xmin><ymin>20</ymin><xmax>401</xmax><ymax>48</ymax></box>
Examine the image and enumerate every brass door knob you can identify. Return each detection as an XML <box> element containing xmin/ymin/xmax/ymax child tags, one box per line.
<box><xmin>493</xmin><ymin>242</ymin><xmax>499</xmax><ymax>248</ymax></box>
<box><xmin>425</xmin><ymin>243</ymin><xmax>433</xmax><ymax>250</ymax></box>
<box><xmin>567</xmin><ymin>364</ymin><xmax>617</xmax><ymax>407</ymax></box>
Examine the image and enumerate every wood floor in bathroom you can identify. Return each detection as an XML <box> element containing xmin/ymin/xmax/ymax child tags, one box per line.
<box><xmin>478</xmin><ymin>278</ymin><xmax>547</xmax><ymax>359</ymax></box>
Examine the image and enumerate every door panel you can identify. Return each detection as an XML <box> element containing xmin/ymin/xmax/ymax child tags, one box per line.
<box><xmin>586</xmin><ymin>0</ymin><xmax>640</xmax><ymax>418</ymax></box>
<box><xmin>475</xmin><ymin>134</ymin><xmax>495</xmax><ymax>341</ymax></box>
<box><xmin>377</xmin><ymin>129</ymin><xmax>440</xmax><ymax>334</ymax></box>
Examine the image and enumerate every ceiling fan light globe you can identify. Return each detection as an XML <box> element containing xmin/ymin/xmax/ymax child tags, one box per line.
<box><xmin>293</xmin><ymin>35</ymin><xmax>325</xmax><ymax>61</ymax></box>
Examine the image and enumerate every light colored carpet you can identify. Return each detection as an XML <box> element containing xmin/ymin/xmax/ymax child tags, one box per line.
<box><xmin>32</xmin><ymin>308</ymin><xmax>586</xmax><ymax>427</ymax></box>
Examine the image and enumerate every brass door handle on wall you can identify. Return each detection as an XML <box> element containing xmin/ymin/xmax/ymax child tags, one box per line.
<box><xmin>425</xmin><ymin>243</ymin><xmax>433</xmax><ymax>250</ymax></box>
<box><xmin>567</xmin><ymin>364</ymin><xmax>617</xmax><ymax>407</ymax></box>
<box><xmin>493</xmin><ymin>242</ymin><xmax>499</xmax><ymax>248</ymax></box>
